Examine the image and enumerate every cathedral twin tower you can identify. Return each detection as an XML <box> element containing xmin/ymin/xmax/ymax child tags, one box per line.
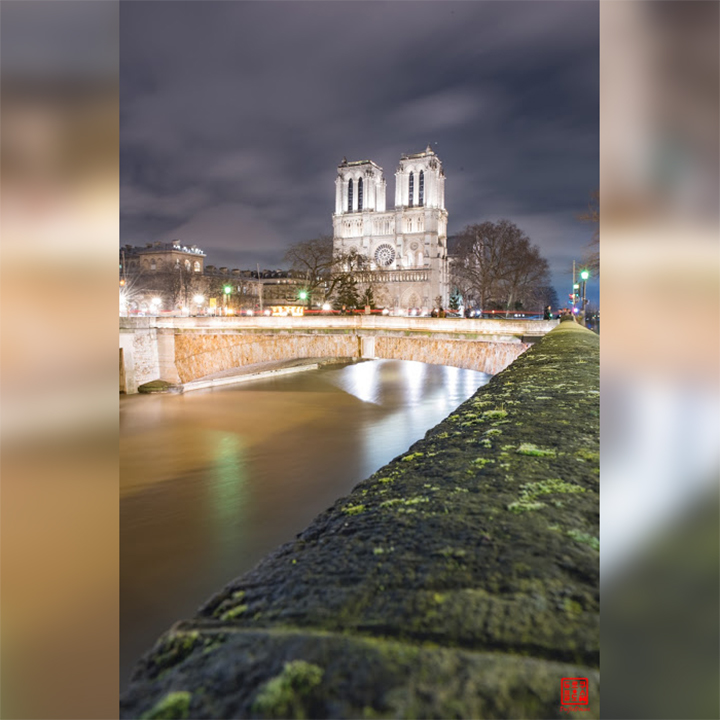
<box><xmin>332</xmin><ymin>146</ymin><xmax>449</xmax><ymax>312</ymax></box>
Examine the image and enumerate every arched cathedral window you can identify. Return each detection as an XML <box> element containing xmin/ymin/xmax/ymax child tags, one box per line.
<box><xmin>419</xmin><ymin>171</ymin><xmax>424</xmax><ymax>206</ymax></box>
<box><xmin>358</xmin><ymin>178</ymin><xmax>363</xmax><ymax>211</ymax></box>
<box><xmin>408</xmin><ymin>172</ymin><xmax>414</xmax><ymax>207</ymax></box>
<box><xmin>348</xmin><ymin>179</ymin><xmax>353</xmax><ymax>212</ymax></box>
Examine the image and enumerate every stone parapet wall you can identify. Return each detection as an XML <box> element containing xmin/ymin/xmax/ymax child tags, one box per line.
<box><xmin>374</xmin><ymin>335</ymin><xmax>526</xmax><ymax>376</ymax></box>
<box><xmin>121</xmin><ymin>315</ymin><xmax>557</xmax><ymax>337</ymax></box>
<box><xmin>121</xmin><ymin>323</ymin><xmax>600</xmax><ymax>718</ymax></box>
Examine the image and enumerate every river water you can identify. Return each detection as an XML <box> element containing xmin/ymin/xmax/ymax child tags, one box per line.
<box><xmin>120</xmin><ymin>359</ymin><xmax>490</xmax><ymax>688</ymax></box>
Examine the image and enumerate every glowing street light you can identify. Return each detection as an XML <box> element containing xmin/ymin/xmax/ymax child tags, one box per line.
<box><xmin>579</xmin><ymin>270</ymin><xmax>590</xmax><ymax>325</ymax></box>
<box><xmin>193</xmin><ymin>294</ymin><xmax>205</xmax><ymax>305</ymax></box>
<box><xmin>222</xmin><ymin>285</ymin><xmax>232</xmax><ymax>315</ymax></box>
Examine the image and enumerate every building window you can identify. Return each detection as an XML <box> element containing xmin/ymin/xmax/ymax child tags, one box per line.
<box><xmin>193</xmin><ymin>261</ymin><xmax>201</xmax><ymax>272</ymax></box>
<box><xmin>357</xmin><ymin>177</ymin><xmax>363</xmax><ymax>211</ymax></box>
<box><xmin>348</xmin><ymin>179</ymin><xmax>353</xmax><ymax>212</ymax></box>
<box><xmin>150</xmin><ymin>260</ymin><xmax>157</xmax><ymax>271</ymax></box>
<box><xmin>408</xmin><ymin>172</ymin><xmax>414</xmax><ymax>207</ymax></box>
<box><xmin>419</xmin><ymin>170</ymin><xmax>424</xmax><ymax>206</ymax></box>
<box><xmin>185</xmin><ymin>260</ymin><xmax>191</xmax><ymax>271</ymax></box>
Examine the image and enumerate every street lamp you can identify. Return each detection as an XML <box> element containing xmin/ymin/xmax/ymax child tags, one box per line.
<box><xmin>151</xmin><ymin>297</ymin><xmax>162</xmax><ymax>316</ymax></box>
<box><xmin>223</xmin><ymin>285</ymin><xmax>232</xmax><ymax>314</ymax></box>
<box><xmin>579</xmin><ymin>270</ymin><xmax>590</xmax><ymax>325</ymax></box>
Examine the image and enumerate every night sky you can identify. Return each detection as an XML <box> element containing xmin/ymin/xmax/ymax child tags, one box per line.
<box><xmin>120</xmin><ymin>1</ymin><xmax>599</xmax><ymax>303</ymax></box>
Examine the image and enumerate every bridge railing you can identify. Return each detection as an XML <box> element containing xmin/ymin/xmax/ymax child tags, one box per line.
<box><xmin>120</xmin><ymin>315</ymin><xmax>558</xmax><ymax>336</ymax></box>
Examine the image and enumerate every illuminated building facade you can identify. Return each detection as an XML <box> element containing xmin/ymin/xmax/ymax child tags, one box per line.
<box><xmin>332</xmin><ymin>146</ymin><xmax>449</xmax><ymax>312</ymax></box>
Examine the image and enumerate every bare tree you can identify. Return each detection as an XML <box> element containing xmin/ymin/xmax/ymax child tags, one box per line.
<box><xmin>451</xmin><ymin>220</ymin><xmax>551</xmax><ymax>313</ymax></box>
<box><xmin>285</xmin><ymin>235</ymin><xmax>372</xmax><ymax>307</ymax></box>
<box><xmin>578</xmin><ymin>189</ymin><xmax>599</xmax><ymax>276</ymax></box>
<box><xmin>284</xmin><ymin>235</ymin><xmax>336</xmax><ymax>306</ymax></box>
<box><xmin>161</xmin><ymin>261</ymin><xmax>202</xmax><ymax>310</ymax></box>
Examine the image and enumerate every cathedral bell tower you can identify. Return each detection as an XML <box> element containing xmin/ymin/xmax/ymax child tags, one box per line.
<box><xmin>334</xmin><ymin>159</ymin><xmax>386</xmax><ymax>214</ymax></box>
<box><xmin>394</xmin><ymin>145</ymin><xmax>445</xmax><ymax>210</ymax></box>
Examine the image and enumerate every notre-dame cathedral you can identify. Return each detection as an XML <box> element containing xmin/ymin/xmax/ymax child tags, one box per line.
<box><xmin>332</xmin><ymin>146</ymin><xmax>449</xmax><ymax>313</ymax></box>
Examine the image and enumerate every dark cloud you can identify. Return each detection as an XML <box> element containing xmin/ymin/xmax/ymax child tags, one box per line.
<box><xmin>121</xmin><ymin>1</ymin><xmax>599</xmax><ymax>301</ymax></box>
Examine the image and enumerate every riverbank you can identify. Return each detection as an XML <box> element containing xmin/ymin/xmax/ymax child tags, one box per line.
<box><xmin>180</xmin><ymin>357</ymin><xmax>363</xmax><ymax>392</ymax></box>
<box><xmin>121</xmin><ymin>323</ymin><xmax>599</xmax><ymax>719</ymax></box>
<box><xmin>137</xmin><ymin>357</ymin><xmax>364</xmax><ymax>394</ymax></box>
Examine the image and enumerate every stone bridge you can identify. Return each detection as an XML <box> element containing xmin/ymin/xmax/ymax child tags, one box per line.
<box><xmin>119</xmin><ymin>316</ymin><xmax>558</xmax><ymax>393</ymax></box>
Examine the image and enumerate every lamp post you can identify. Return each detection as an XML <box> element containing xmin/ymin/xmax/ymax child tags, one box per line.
<box><xmin>579</xmin><ymin>269</ymin><xmax>590</xmax><ymax>325</ymax></box>
<box><xmin>223</xmin><ymin>285</ymin><xmax>232</xmax><ymax>315</ymax></box>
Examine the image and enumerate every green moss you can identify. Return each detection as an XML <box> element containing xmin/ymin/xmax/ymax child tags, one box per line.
<box><xmin>379</xmin><ymin>498</ymin><xmax>401</xmax><ymax>508</ymax></box>
<box><xmin>523</xmin><ymin>479</ymin><xmax>586</xmax><ymax>496</ymax></box>
<box><xmin>342</xmin><ymin>504</ymin><xmax>366</xmax><ymax>516</ymax></box>
<box><xmin>251</xmin><ymin>660</ymin><xmax>324</xmax><ymax>719</ymax></box>
<box><xmin>140</xmin><ymin>691</ymin><xmax>191</xmax><ymax>719</ymax></box>
<box><xmin>380</xmin><ymin>496</ymin><xmax>429</xmax><ymax>509</ymax></box>
<box><xmin>516</xmin><ymin>443</ymin><xmax>556</xmax><ymax>457</ymax></box>
<box><xmin>401</xmin><ymin>452</ymin><xmax>424</xmax><ymax>462</ymax></box>
<box><xmin>482</xmin><ymin>408</ymin><xmax>507</xmax><ymax>419</ymax></box>
<box><xmin>470</xmin><ymin>457</ymin><xmax>493</xmax><ymax>468</ymax></box>
<box><xmin>376</xmin><ymin>476</ymin><xmax>393</xmax><ymax>484</ymax></box>
<box><xmin>576</xmin><ymin>449</ymin><xmax>600</xmax><ymax>462</ymax></box>
<box><xmin>507</xmin><ymin>478</ymin><xmax>585</xmax><ymax>514</ymax></box>
<box><xmin>485</xmin><ymin>428</ymin><xmax>502</xmax><ymax>436</ymax></box>
<box><xmin>220</xmin><ymin>604</ymin><xmax>248</xmax><ymax>621</ymax></box>
<box><xmin>439</xmin><ymin>547</ymin><xmax>467</xmax><ymax>557</ymax></box>
<box><xmin>564</xmin><ymin>598</ymin><xmax>583</xmax><ymax>615</ymax></box>
<box><xmin>566</xmin><ymin>529</ymin><xmax>600</xmax><ymax>551</ymax></box>
<box><xmin>153</xmin><ymin>631</ymin><xmax>200</xmax><ymax>671</ymax></box>
<box><xmin>508</xmin><ymin>500</ymin><xmax>546</xmax><ymax>514</ymax></box>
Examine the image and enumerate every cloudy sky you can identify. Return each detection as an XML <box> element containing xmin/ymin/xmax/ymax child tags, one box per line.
<box><xmin>121</xmin><ymin>1</ymin><xmax>599</xmax><ymax>302</ymax></box>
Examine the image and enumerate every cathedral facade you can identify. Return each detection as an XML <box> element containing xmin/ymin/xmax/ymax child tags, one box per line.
<box><xmin>332</xmin><ymin>146</ymin><xmax>449</xmax><ymax>313</ymax></box>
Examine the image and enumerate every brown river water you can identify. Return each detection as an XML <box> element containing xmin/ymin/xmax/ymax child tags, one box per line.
<box><xmin>120</xmin><ymin>359</ymin><xmax>490</xmax><ymax>688</ymax></box>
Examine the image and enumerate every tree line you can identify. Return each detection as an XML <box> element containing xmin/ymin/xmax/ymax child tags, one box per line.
<box><xmin>285</xmin><ymin>219</ymin><xmax>558</xmax><ymax>313</ymax></box>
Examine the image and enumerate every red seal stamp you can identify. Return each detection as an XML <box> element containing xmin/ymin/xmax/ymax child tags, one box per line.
<box><xmin>560</xmin><ymin>677</ymin><xmax>590</xmax><ymax>712</ymax></box>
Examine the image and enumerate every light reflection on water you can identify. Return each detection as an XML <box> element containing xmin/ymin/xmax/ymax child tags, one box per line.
<box><xmin>120</xmin><ymin>359</ymin><xmax>490</xmax><ymax>688</ymax></box>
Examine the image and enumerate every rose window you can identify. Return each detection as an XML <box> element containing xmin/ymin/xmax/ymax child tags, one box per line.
<box><xmin>374</xmin><ymin>244</ymin><xmax>395</xmax><ymax>266</ymax></box>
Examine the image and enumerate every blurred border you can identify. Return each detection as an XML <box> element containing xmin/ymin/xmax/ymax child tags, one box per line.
<box><xmin>600</xmin><ymin>2</ymin><xmax>719</xmax><ymax>718</ymax></box>
<box><xmin>1</xmin><ymin>2</ymin><xmax>119</xmax><ymax>718</ymax></box>
<box><xmin>0</xmin><ymin>1</ymin><xmax>718</xmax><ymax>718</ymax></box>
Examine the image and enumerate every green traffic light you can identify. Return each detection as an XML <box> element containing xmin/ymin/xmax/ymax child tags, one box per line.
<box><xmin>580</xmin><ymin>270</ymin><xmax>590</xmax><ymax>281</ymax></box>
<box><xmin>223</xmin><ymin>285</ymin><xmax>232</xmax><ymax>294</ymax></box>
